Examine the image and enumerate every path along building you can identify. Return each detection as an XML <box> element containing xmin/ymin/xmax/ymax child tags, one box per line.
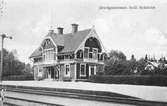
<box><xmin>29</xmin><ymin>24</ymin><xmax>106</xmax><ymax>81</ymax></box>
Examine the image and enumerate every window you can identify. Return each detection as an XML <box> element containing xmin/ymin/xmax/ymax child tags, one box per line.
<box><xmin>65</xmin><ymin>64</ymin><xmax>70</xmax><ymax>76</ymax></box>
<box><xmin>84</xmin><ymin>47</ymin><xmax>98</xmax><ymax>59</ymax></box>
<box><xmin>65</xmin><ymin>55</ymin><xmax>70</xmax><ymax>60</ymax></box>
<box><xmin>77</xmin><ymin>50</ymin><xmax>83</xmax><ymax>59</ymax></box>
<box><xmin>34</xmin><ymin>57</ymin><xmax>42</xmax><ymax>63</ymax></box>
<box><xmin>89</xmin><ymin>65</ymin><xmax>96</xmax><ymax>76</ymax></box>
<box><xmin>98</xmin><ymin>53</ymin><xmax>100</xmax><ymax>60</ymax></box>
<box><xmin>79</xmin><ymin>52</ymin><xmax>83</xmax><ymax>58</ymax></box>
<box><xmin>89</xmin><ymin>52</ymin><xmax>93</xmax><ymax>58</ymax></box>
<box><xmin>44</xmin><ymin>49</ymin><xmax>55</xmax><ymax>61</ymax></box>
<box><xmin>93</xmin><ymin>48</ymin><xmax>98</xmax><ymax>59</ymax></box>
<box><xmin>89</xmin><ymin>48</ymin><xmax>93</xmax><ymax>58</ymax></box>
<box><xmin>80</xmin><ymin>64</ymin><xmax>86</xmax><ymax>76</ymax></box>
<box><xmin>70</xmin><ymin>54</ymin><xmax>74</xmax><ymax>59</ymax></box>
<box><xmin>38</xmin><ymin>67</ymin><xmax>43</xmax><ymax>77</ymax></box>
<box><xmin>84</xmin><ymin>47</ymin><xmax>89</xmax><ymax>58</ymax></box>
<box><xmin>101</xmin><ymin>54</ymin><xmax>104</xmax><ymax>61</ymax></box>
<box><xmin>91</xmin><ymin>66</ymin><xmax>94</xmax><ymax>75</ymax></box>
<box><xmin>98</xmin><ymin>53</ymin><xmax>103</xmax><ymax>61</ymax></box>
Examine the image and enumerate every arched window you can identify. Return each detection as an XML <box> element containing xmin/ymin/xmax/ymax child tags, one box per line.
<box><xmin>84</xmin><ymin>37</ymin><xmax>102</xmax><ymax>59</ymax></box>
<box><xmin>85</xmin><ymin>37</ymin><xmax>102</xmax><ymax>52</ymax></box>
<box><xmin>41</xmin><ymin>39</ymin><xmax>56</xmax><ymax>61</ymax></box>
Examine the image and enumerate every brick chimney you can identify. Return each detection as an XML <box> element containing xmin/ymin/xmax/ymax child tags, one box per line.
<box><xmin>57</xmin><ymin>27</ymin><xmax>64</xmax><ymax>34</ymax></box>
<box><xmin>71</xmin><ymin>24</ymin><xmax>78</xmax><ymax>33</ymax></box>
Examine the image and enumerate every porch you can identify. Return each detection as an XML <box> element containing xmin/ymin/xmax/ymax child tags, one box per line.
<box><xmin>43</xmin><ymin>66</ymin><xmax>60</xmax><ymax>80</ymax></box>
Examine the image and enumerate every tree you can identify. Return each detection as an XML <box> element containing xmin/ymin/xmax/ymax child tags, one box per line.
<box><xmin>0</xmin><ymin>49</ymin><xmax>26</xmax><ymax>77</ymax></box>
<box><xmin>128</xmin><ymin>54</ymin><xmax>137</xmax><ymax>74</ymax></box>
<box><xmin>130</xmin><ymin>54</ymin><xmax>136</xmax><ymax>62</ymax></box>
<box><xmin>104</xmin><ymin>50</ymin><xmax>130</xmax><ymax>75</ymax></box>
<box><xmin>24</xmin><ymin>63</ymin><xmax>33</xmax><ymax>74</ymax></box>
<box><xmin>145</xmin><ymin>54</ymin><xmax>148</xmax><ymax>61</ymax></box>
<box><xmin>136</xmin><ymin>58</ymin><xmax>147</xmax><ymax>75</ymax></box>
<box><xmin>108</xmin><ymin>50</ymin><xmax>126</xmax><ymax>61</ymax></box>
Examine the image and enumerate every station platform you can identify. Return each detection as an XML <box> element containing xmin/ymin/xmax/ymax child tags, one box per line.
<box><xmin>1</xmin><ymin>81</ymin><xmax>167</xmax><ymax>103</ymax></box>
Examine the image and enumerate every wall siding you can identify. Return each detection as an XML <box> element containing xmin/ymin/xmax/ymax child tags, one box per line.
<box><xmin>76</xmin><ymin>63</ymin><xmax>80</xmax><ymax>79</ymax></box>
<box><xmin>76</xmin><ymin>63</ymin><xmax>89</xmax><ymax>79</ymax></box>
<box><xmin>33</xmin><ymin>66</ymin><xmax>38</xmax><ymax>80</ymax></box>
<box><xmin>34</xmin><ymin>63</ymin><xmax>104</xmax><ymax>81</ymax></box>
<box><xmin>59</xmin><ymin>64</ymin><xmax>64</xmax><ymax>81</ymax></box>
<box><xmin>70</xmin><ymin>64</ymin><xmax>75</xmax><ymax>79</ymax></box>
<box><xmin>86</xmin><ymin>64</ymin><xmax>89</xmax><ymax>79</ymax></box>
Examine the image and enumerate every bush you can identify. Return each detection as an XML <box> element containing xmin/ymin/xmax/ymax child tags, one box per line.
<box><xmin>3</xmin><ymin>74</ymin><xmax>34</xmax><ymax>81</ymax></box>
<box><xmin>89</xmin><ymin>75</ymin><xmax>167</xmax><ymax>86</ymax></box>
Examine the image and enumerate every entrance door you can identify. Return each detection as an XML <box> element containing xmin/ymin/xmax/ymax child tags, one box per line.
<box><xmin>54</xmin><ymin>66</ymin><xmax>60</xmax><ymax>79</ymax></box>
<box><xmin>47</xmin><ymin>67</ymin><xmax>54</xmax><ymax>79</ymax></box>
<box><xmin>55</xmin><ymin>70</ymin><xmax>59</xmax><ymax>79</ymax></box>
<box><xmin>46</xmin><ymin>66</ymin><xmax>60</xmax><ymax>80</ymax></box>
<box><xmin>48</xmin><ymin>68</ymin><xmax>51</xmax><ymax>79</ymax></box>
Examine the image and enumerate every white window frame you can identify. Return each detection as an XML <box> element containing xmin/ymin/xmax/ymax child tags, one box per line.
<box><xmin>84</xmin><ymin>47</ymin><xmax>89</xmax><ymax>58</ymax></box>
<box><xmin>89</xmin><ymin>48</ymin><xmax>93</xmax><ymax>59</ymax></box>
<box><xmin>98</xmin><ymin>53</ymin><xmax>101</xmax><ymax>60</ymax></box>
<box><xmin>79</xmin><ymin>50</ymin><xmax>83</xmax><ymax>58</ymax></box>
<box><xmin>43</xmin><ymin>48</ymin><xmax>55</xmax><ymax>61</ymax></box>
<box><xmin>89</xmin><ymin>65</ymin><xmax>96</xmax><ymax>76</ymax></box>
<box><xmin>92</xmin><ymin>48</ymin><xmax>98</xmax><ymax>59</ymax></box>
<box><xmin>64</xmin><ymin>64</ymin><xmax>70</xmax><ymax>77</ymax></box>
<box><xmin>38</xmin><ymin>67</ymin><xmax>43</xmax><ymax>77</ymax></box>
<box><xmin>80</xmin><ymin>64</ymin><xmax>86</xmax><ymax>77</ymax></box>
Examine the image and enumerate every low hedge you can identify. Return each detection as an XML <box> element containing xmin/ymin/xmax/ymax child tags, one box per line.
<box><xmin>89</xmin><ymin>75</ymin><xmax>167</xmax><ymax>86</ymax></box>
<box><xmin>3</xmin><ymin>74</ymin><xmax>34</xmax><ymax>81</ymax></box>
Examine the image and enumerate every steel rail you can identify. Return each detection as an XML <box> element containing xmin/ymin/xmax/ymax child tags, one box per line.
<box><xmin>4</xmin><ymin>96</ymin><xmax>63</xmax><ymax>106</ymax></box>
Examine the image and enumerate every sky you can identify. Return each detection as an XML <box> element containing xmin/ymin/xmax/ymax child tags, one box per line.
<box><xmin>0</xmin><ymin>0</ymin><xmax>167</xmax><ymax>63</ymax></box>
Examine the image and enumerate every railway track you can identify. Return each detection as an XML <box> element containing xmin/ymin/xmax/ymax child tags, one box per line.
<box><xmin>4</xmin><ymin>96</ymin><xmax>63</xmax><ymax>106</ymax></box>
<box><xmin>1</xmin><ymin>85</ymin><xmax>167</xmax><ymax>106</ymax></box>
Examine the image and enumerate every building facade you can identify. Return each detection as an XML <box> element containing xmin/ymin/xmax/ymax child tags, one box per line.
<box><xmin>30</xmin><ymin>24</ymin><xmax>106</xmax><ymax>81</ymax></box>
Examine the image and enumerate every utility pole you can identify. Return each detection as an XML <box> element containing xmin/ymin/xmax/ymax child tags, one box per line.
<box><xmin>0</xmin><ymin>34</ymin><xmax>12</xmax><ymax>82</ymax></box>
<box><xmin>0</xmin><ymin>34</ymin><xmax>4</xmax><ymax>82</ymax></box>
<box><xmin>0</xmin><ymin>1</ymin><xmax>5</xmax><ymax>106</ymax></box>
<box><xmin>0</xmin><ymin>34</ymin><xmax>12</xmax><ymax>106</ymax></box>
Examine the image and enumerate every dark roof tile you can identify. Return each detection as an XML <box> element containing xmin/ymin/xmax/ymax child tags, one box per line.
<box><xmin>29</xmin><ymin>48</ymin><xmax>42</xmax><ymax>58</ymax></box>
<box><xmin>30</xmin><ymin>28</ymin><xmax>91</xmax><ymax>58</ymax></box>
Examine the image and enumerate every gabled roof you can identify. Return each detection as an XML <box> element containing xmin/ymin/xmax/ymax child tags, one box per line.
<box><xmin>30</xmin><ymin>28</ymin><xmax>91</xmax><ymax>58</ymax></box>
<box><xmin>46</xmin><ymin>32</ymin><xmax>64</xmax><ymax>46</ymax></box>
<box><xmin>29</xmin><ymin>47</ymin><xmax>42</xmax><ymax>58</ymax></box>
<box><xmin>60</xmin><ymin>29</ymin><xmax>91</xmax><ymax>53</ymax></box>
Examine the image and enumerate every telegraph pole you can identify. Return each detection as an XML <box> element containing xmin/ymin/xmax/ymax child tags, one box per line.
<box><xmin>0</xmin><ymin>34</ymin><xmax>12</xmax><ymax>106</ymax></box>
<box><xmin>0</xmin><ymin>1</ymin><xmax>10</xmax><ymax>106</ymax></box>
<box><xmin>0</xmin><ymin>0</ymin><xmax>4</xmax><ymax>82</ymax></box>
<box><xmin>0</xmin><ymin>34</ymin><xmax>12</xmax><ymax>82</ymax></box>
<box><xmin>0</xmin><ymin>34</ymin><xmax>4</xmax><ymax>82</ymax></box>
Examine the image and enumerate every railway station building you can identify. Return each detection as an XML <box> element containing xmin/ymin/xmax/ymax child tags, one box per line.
<box><xmin>29</xmin><ymin>24</ymin><xmax>106</xmax><ymax>81</ymax></box>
